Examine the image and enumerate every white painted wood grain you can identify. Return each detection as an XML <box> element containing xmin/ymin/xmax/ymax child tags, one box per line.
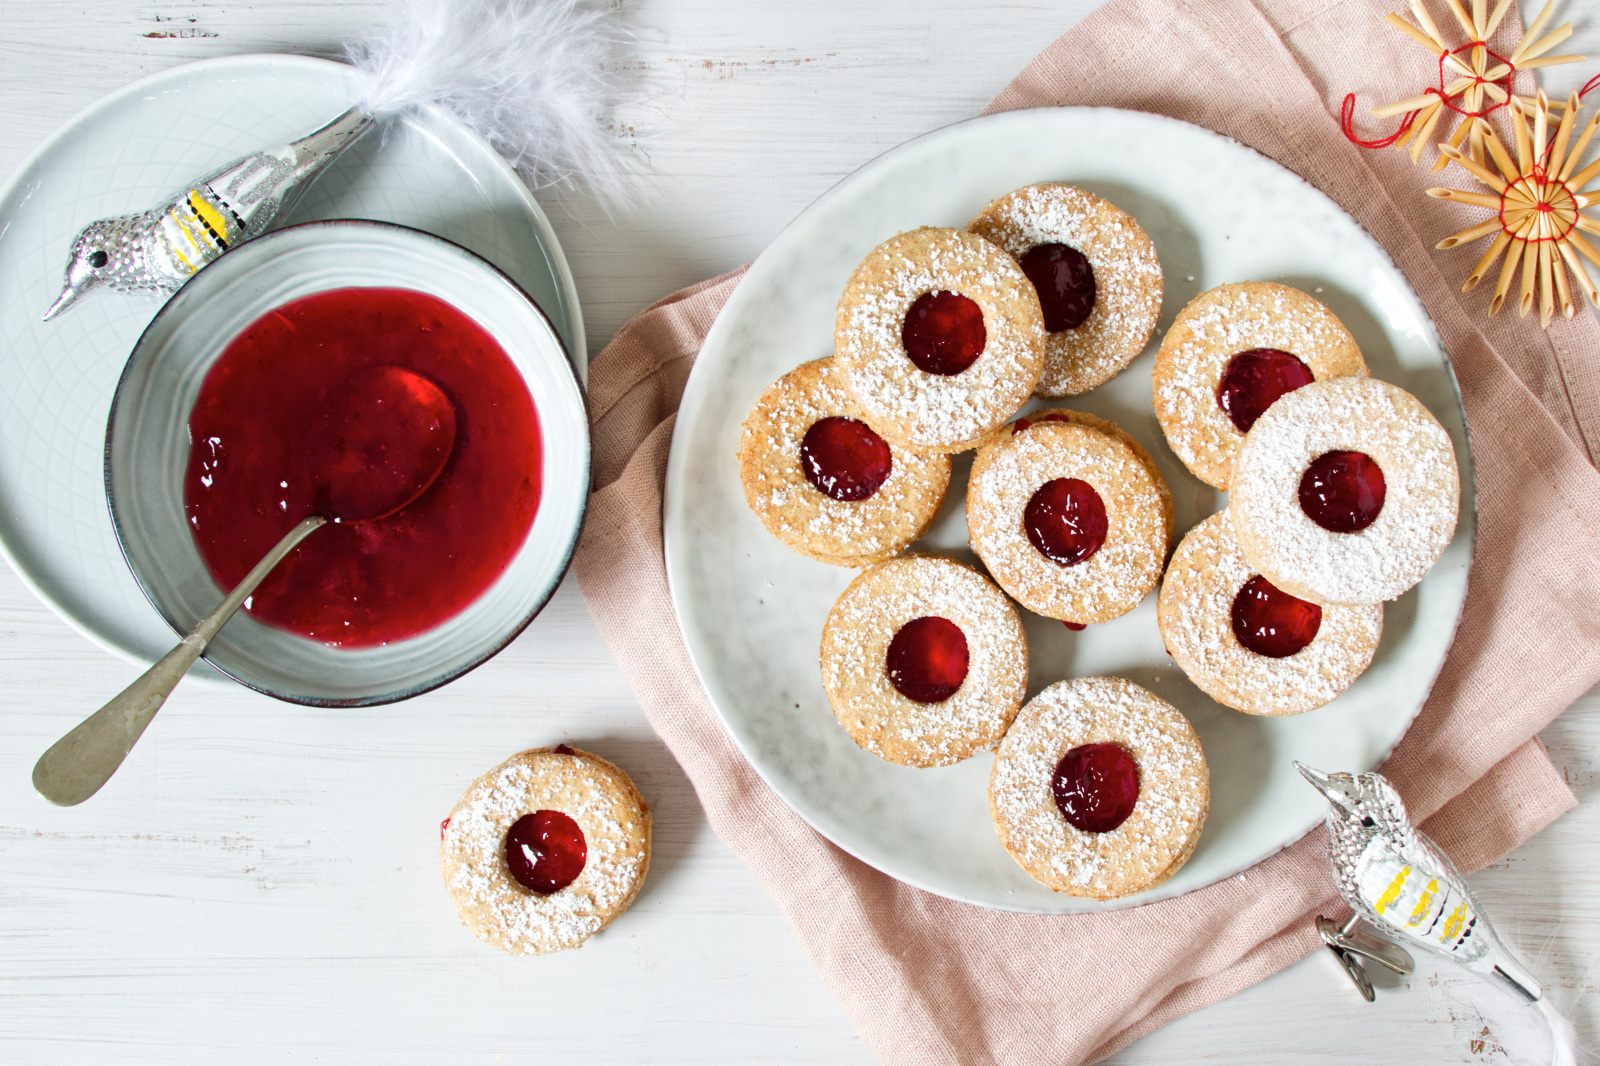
<box><xmin>0</xmin><ymin>2</ymin><xmax>1595</xmax><ymax>1064</ymax></box>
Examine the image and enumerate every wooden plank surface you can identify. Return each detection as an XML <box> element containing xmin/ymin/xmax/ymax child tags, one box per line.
<box><xmin>0</xmin><ymin>2</ymin><xmax>1595</xmax><ymax>1063</ymax></box>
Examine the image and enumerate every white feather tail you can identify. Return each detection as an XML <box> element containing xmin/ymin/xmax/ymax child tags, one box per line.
<box><xmin>347</xmin><ymin>0</ymin><xmax>631</xmax><ymax>205</ymax></box>
<box><xmin>1537</xmin><ymin>997</ymin><xmax>1579</xmax><ymax>1066</ymax></box>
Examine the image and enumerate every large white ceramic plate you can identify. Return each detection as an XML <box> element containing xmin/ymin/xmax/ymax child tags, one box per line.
<box><xmin>663</xmin><ymin>108</ymin><xmax>1476</xmax><ymax>914</ymax></box>
<box><xmin>0</xmin><ymin>54</ymin><xmax>585</xmax><ymax>677</ymax></box>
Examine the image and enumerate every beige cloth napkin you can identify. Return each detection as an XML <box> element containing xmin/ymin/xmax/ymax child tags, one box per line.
<box><xmin>574</xmin><ymin>1</ymin><xmax>1600</xmax><ymax>1061</ymax></box>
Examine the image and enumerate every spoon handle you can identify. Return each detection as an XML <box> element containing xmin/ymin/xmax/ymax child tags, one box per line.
<box><xmin>32</xmin><ymin>515</ymin><xmax>328</xmax><ymax>806</ymax></box>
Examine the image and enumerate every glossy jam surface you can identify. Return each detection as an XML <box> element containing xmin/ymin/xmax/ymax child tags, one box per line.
<box><xmin>1052</xmin><ymin>743</ymin><xmax>1140</xmax><ymax>834</ymax></box>
<box><xmin>1216</xmin><ymin>348</ymin><xmax>1315</xmax><ymax>433</ymax></box>
<box><xmin>901</xmin><ymin>290</ymin><xmax>986</xmax><ymax>375</ymax></box>
<box><xmin>185</xmin><ymin>287</ymin><xmax>542</xmax><ymax>647</ymax></box>
<box><xmin>504</xmin><ymin>810</ymin><xmax>587</xmax><ymax>895</ymax></box>
<box><xmin>1231</xmin><ymin>575</ymin><xmax>1322</xmax><ymax>657</ymax></box>
<box><xmin>1062</xmin><ymin>620</ymin><xmax>1087</xmax><ymax>631</ymax></box>
<box><xmin>885</xmin><ymin>616</ymin><xmax>969</xmax><ymax>703</ymax></box>
<box><xmin>1024</xmin><ymin>478</ymin><xmax>1108</xmax><ymax>566</ymax></box>
<box><xmin>1299</xmin><ymin>450</ymin><xmax>1386</xmax><ymax>533</ymax></box>
<box><xmin>800</xmin><ymin>416</ymin><xmax>893</xmax><ymax>501</ymax></box>
<box><xmin>1019</xmin><ymin>243</ymin><xmax>1096</xmax><ymax>331</ymax></box>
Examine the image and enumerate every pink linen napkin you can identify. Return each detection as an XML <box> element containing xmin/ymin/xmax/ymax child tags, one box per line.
<box><xmin>574</xmin><ymin>1</ymin><xmax>1600</xmax><ymax>1061</ymax></box>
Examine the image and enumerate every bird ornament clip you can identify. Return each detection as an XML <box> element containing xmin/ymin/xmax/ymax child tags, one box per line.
<box><xmin>1298</xmin><ymin>763</ymin><xmax>1577</xmax><ymax>1066</ymax></box>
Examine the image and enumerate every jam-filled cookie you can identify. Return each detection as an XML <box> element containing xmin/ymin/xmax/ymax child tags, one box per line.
<box><xmin>989</xmin><ymin>677</ymin><xmax>1209</xmax><ymax>899</ymax></box>
<box><xmin>834</xmin><ymin>227</ymin><xmax>1046</xmax><ymax>453</ymax></box>
<box><xmin>967</xmin><ymin>418</ymin><xmax>1168</xmax><ymax>624</ymax></box>
<box><xmin>1004</xmin><ymin>407</ymin><xmax>1174</xmax><ymax>545</ymax></box>
<box><xmin>1159</xmin><ymin>511</ymin><xmax>1383</xmax><ymax>716</ymax></box>
<box><xmin>1229</xmin><ymin>377</ymin><xmax>1460</xmax><ymax>605</ymax></box>
<box><xmin>968</xmin><ymin>183</ymin><xmax>1163</xmax><ymax>397</ymax></box>
<box><xmin>820</xmin><ymin>554</ymin><xmax>1028</xmax><ymax>768</ymax></box>
<box><xmin>440</xmin><ymin>745</ymin><xmax>651</xmax><ymax>955</ymax></box>
<box><xmin>1152</xmin><ymin>282</ymin><xmax>1366</xmax><ymax>489</ymax></box>
<box><xmin>738</xmin><ymin>357</ymin><xmax>951</xmax><ymax>566</ymax></box>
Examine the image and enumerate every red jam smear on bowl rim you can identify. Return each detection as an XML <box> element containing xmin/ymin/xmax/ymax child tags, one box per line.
<box><xmin>184</xmin><ymin>287</ymin><xmax>542</xmax><ymax>648</ymax></box>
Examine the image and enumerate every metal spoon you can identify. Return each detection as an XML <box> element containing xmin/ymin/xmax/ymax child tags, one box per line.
<box><xmin>33</xmin><ymin>364</ymin><xmax>457</xmax><ymax>806</ymax></box>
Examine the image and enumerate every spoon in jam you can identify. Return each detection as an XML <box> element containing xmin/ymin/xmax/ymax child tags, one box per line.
<box><xmin>32</xmin><ymin>365</ymin><xmax>457</xmax><ymax>806</ymax></box>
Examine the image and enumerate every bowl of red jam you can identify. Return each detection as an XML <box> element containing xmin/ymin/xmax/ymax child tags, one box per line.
<box><xmin>105</xmin><ymin>220</ymin><xmax>589</xmax><ymax>705</ymax></box>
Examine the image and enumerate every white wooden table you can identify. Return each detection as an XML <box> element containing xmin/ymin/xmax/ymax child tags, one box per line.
<box><xmin>1</xmin><ymin>3</ymin><xmax>1595</xmax><ymax>1063</ymax></box>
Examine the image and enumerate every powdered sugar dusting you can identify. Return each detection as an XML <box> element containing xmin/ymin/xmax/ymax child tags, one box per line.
<box><xmin>441</xmin><ymin>749</ymin><xmax>649</xmax><ymax>955</ymax></box>
<box><xmin>1230</xmin><ymin>378</ymin><xmax>1460</xmax><ymax>605</ymax></box>
<box><xmin>820</xmin><ymin>555</ymin><xmax>1028</xmax><ymax>767</ymax></box>
<box><xmin>970</xmin><ymin>184</ymin><xmax>1162</xmax><ymax>397</ymax></box>
<box><xmin>989</xmin><ymin>677</ymin><xmax>1208</xmax><ymax>899</ymax></box>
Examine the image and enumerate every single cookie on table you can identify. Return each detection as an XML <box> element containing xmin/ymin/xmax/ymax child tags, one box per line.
<box><xmin>820</xmin><ymin>553</ymin><xmax>1028</xmax><ymax>768</ymax></box>
<box><xmin>738</xmin><ymin>357</ymin><xmax>952</xmax><ymax>566</ymax></box>
<box><xmin>989</xmin><ymin>677</ymin><xmax>1209</xmax><ymax>900</ymax></box>
<box><xmin>1004</xmin><ymin>407</ymin><xmax>1174</xmax><ymax>545</ymax></box>
<box><xmin>1152</xmin><ymin>282</ymin><xmax>1366</xmax><ymax>489</ymax></box>
<box><xmin>440</xmin><ymin>745</ymin><xmax>651</xmax><ymax>955</ymax></box>
<box><xmin>833</xmin><ymin>227</ymin><xmax>1045</xmax><ymax>454</ymax></box>
<box><xmin>1229</xmin><ymin>377</ymin><xmax>1460</xmax><ymax>606</ymax></box>
<box><xmin>967</xmin><ymin>417</ymin><xmax>1168</xmax><ymax>624</ymax></box>
<box><xmin>1158</xmin><ymin>511</ymin><xmax>1383</xmax><ymax>716</ymax></box>
<box><xmin>968</xmin><ymin>183</ymin><xmax>1163</xmax><ymax>397</ymax></box>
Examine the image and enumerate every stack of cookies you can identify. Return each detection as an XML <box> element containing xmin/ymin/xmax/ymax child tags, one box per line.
<box><xmin>735</xmin><ymin>184</ymin><xmax>1461</xmax><ymax>901</ymax></box>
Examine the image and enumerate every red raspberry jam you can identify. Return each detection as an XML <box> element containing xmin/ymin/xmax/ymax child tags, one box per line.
<box><xmin>885</xmin><ymin>616</ymin><xmax>969</xmax><ymax>703</ymax></box>
<box><xmin>552</xmin><ymin>744</ymin><xmax>576</xmax><ymax>756</ymax></box>
<box><xmin>440</xmin><ymin>817</ymin><xmax>451</xmax><ymax>839</ymax></box>
<box><xmin>1062</xmin><ymin>620</ymin><xmax>1087</xmax><ymax>631</ymax></box>
<box><xmin>1299</xmin><ymin>451</ymin><xmax>1386</xmax><ymax>533</ymax></box>
<box><xmin>1230</xmin><ymin>575</ymin><xmax>1322</xmax><ymax>657</ymax></box>
<box><xmin>1011</xmin><ymin>411</ymin><xmax>1074</xmax><ymax>436</ymax></box>
<box><xmin>504</xmin><ymin>810</ymin><xmax>587</xmax><ymax>895</ymax></box>
<box><xmin>1024</xmin><ymin>478</ymin><xmax>1108</xmax><ymax>566</ymax></box>
<box><xmin>1052</xmin><ymin>742</ymin><xmax>1140</xmax><ymax>833</ymax></box>
<box><xmin>901</xmin><ymin>290</ymin><xmax>986</xmax><ymax>375</ymax></box>
<box><xmin>1215</xmin><ymin>348</ymin><xmax>1315</xmax><ymax>433</ymax></box>
<box><xmin>799</xmin><ymin>416</ymin><xmax>893</xmax><ymax>501</ymax></box>
<box><xmin>1019</xmin><ymin>243</ymin><xmax>1096</xmax><ymax>332</ymax></box>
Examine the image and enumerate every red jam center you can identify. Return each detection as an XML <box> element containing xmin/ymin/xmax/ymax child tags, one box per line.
<box><xmin>1019</xmin><ymin>242</ymin><xmax>1096</xmax><ymax>331</ymax></box>
<box><xmin>1230</xmin><ymin>575</ymin><xmax>1322</xmax><ymax>658</ymax></box>
<box><xmin>1024</xmin><ymin>478</ymin><xmax>1108</xmax><ymax>566</ymax></box>
<box><xmin>901</xmin><ymin>290</ymin><xmax>986</xmax><ymax>375</ymax></box>
<box><xmin>885</xmin><ymin>616</ymin><xmax>969</xmax><ymax>703</ymax></box>
<box><xmin>1216</xmin><ymin>348</ymin><xmax>1315</xmax><ymax>433</ymax></box>
<box><xmin>1052</xmin><ymin>743</ymin><xmax>1140</xmax><ymax>833</ymax></box>
<box><xmin>799</xmin><ymin>416</ymin><xmax>893</xmax><ymax>501</ymax></box>
<box><xmin>504</xmin><ymin>810</ymin><xmax>587</xmax><ymax>895</ymax></box>
<box><xmin>184</xmin><ymin>287</ymin><xmax>542</xmax><ymax>648</ymax></box>
<box><xmin>1299</xmin><ymin>451</ymin><xmax>1386</xmax><ymax>533</ymax></box>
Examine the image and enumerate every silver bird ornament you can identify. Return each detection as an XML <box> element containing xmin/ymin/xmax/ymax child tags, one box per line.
<box><xmin>1297</xmin><ymin>763</ymin><xmax>1577</xmax><ymax>1066</ymax></box>
<box><xmin>42</xmin><ymin>108</ymin><xmax>374</xmax><ymax>320</ymax></box>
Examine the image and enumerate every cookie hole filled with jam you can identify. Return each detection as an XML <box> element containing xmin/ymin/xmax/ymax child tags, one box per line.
<box><xmin>901</xmin><ymin>290</ymin><xmax>986</xmax><ymax>375</ymax></box>
<box><xmin>799</xmin><ymin>416</ymin><xmax>892</xmax><ymax>501</ymax></box>
<box><xmin>504</xmin><ymin>810</ymin><xmax>587</xmax><ymax>895</ymax></box>
<box><xmin>1024</xmin><ymin>477</ymin><xmax>1108</xmax><ymax>566</ymax></box>
<box><xmin>1216</xmin><ymin>348</ymin><xmax>1314</xmax><ymax>433</ymax></box>
<box><xmin>1052</xmin><ymin>742</ymin><xmax>1140</xmax><ymax>833</ymax></box>
<box><xmin>1231</xmin><ymin>575</ymin><xmax>1321</xmax><ymax>658</ymax></box>
<box><xmin>1299</xmin><ymin>450</ymin><xmax>1386</xmax><ymax>533</ymax></box>
<box><xmin>885</xmin><ymin>615</ymin><xmax>969</xmax><ymax>703</ymax></box>
<box><xmin>1019</xmin><ymin>243</ymin><xmax>1095</xmax><ymax>332</ymax></box>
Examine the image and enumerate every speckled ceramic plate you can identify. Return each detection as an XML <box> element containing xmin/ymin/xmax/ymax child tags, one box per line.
<box><xmin>0</xmin><ymin>54</ymin><xmax>584</xmax><ymax>677</ymax></box>
<box><xmin>663</xmin><ymin>108</ymin><xmax>1475</xmax><ymax>913</ymax></box>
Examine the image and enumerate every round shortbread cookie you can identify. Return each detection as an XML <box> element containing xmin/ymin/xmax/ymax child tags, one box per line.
<box><xmin>968</xmin><ymin>183</ymin><xmax>1163</xmax><ymax>397</ymax></box>
<box><xmin>820</xmin><ymin>554</ymin><xmax>1028</xmax><ymax>768</ymax></box>
<box><xmin>1004</xmin><ymin>407</ymin><xmax>1174</xmax><ymax>547</ymax></box>
<box><xmin>967</xmin><ymin>420</ymin><xmax>1168</xmax><ymax>624</ymax></box>
<box><xmin>737</xmin><ymin>357</ymin><xmax>951</xmax><ymax>566</ymax></box>
<box><xmin>833</xmin><ymin>227</ymin><xmax>1045</xmax><ymax>453</ymax></box>
<box><xmin>1158</xmin><ymin>511</ymin><xmax>1383</xmax><ymax>716</ymax></box>
<box><xmin>441</xmin><ymin>746</ymin><xmax>651</xmax><ymax>955</ymax></box>
<box><xmin>1229</xmin><ymin>377</ymin><xmax>1460</xmax><ymax>605</ymax></box>
<box><xmin>1152</xmin><ymin>282</ymin><xmax>1366</xmax><ymax>489</ymax></box>
<box><xmin>989</xmin><ymin>677</ymin><xmax>1209</xmax><ymax>899</ymax></box>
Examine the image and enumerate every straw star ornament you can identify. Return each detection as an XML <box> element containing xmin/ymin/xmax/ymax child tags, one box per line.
<box><xmin>1347</xmin><ymin>0</ymin><xmax>1584</xmax><ymax>167</ymax></box>
<box><xmin>1428</xmin><ymin>90</ymin><xmax>1600</xmax><ymax>326</ymax></box>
